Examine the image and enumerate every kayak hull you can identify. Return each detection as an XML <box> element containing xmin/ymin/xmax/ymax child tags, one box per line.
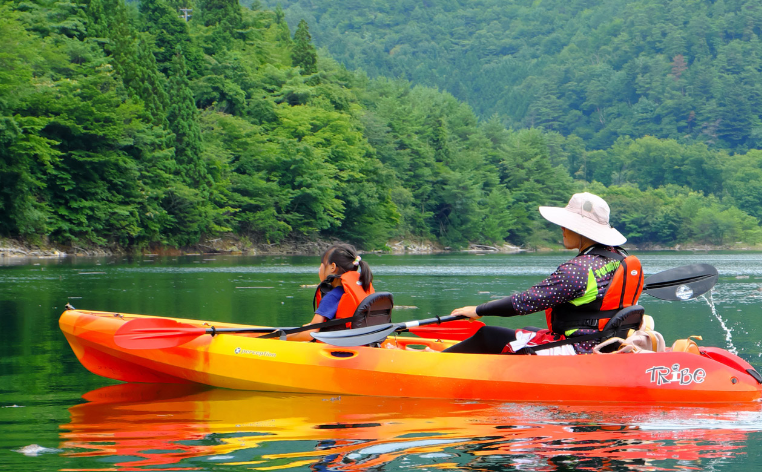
<box><xmin>60</xmin><ymin>309</ymin><xmax>762</xmax><ymax>403</ymax></box>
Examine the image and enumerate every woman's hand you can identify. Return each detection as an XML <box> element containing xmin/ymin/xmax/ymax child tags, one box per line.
<box><xmin>450</xmin><ymin>306</ymin><xmax>481</xmax><ymax>320</ymax></box>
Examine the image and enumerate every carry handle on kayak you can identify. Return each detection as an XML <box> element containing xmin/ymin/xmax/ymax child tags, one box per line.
<box><xmin>316</xmin><ymin>263</ymin><xmax>720</xmax><ymax>346</ymax></box>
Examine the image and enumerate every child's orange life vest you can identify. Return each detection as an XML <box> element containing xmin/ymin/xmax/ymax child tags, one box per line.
<box><xmin>314</xmin><ymin>271</ymin><xmax>375</xmax><ymax>329</ymax></box>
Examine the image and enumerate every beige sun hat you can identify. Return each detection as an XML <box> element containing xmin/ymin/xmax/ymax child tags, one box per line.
<box><xmin>539</xmin><ymin>192</ymin><xmax>626</xmax><ymax>246</ymax></box>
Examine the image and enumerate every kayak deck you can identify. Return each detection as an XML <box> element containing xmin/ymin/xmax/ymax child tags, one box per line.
<box><xmin>59</xmin><ymin>309</ymin><xmax>762</xmax><ymax>403</ymax></box>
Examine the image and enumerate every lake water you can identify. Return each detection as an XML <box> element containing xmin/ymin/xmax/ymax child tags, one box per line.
<box><xmin>2</xmin><ymin>251</ymin><xmax>762</xmax><ymax>470</ymax></box>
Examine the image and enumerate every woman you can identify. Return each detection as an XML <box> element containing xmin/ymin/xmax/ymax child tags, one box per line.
<box><xmin>445</xmin><ymin>192</ymin><xmax>643</xmax><ymax>355</ymax></box>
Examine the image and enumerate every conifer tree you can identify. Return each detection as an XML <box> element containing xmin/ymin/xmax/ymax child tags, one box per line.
<box><xmin>85</xmin><ymin>0</ymin><xmax>109</xmax><ymax>39</ymax></box>
<box><xmin>291</xmin><ymin>19</ymin><xmax>317</xmax><ymax>75</ymax></box>
<box><xmin>92</xmin><ymin>0</ymin><xmax>169</xmax><ymax>127</ymax></box>
<box><xmin>196</xmin><ymin>0</ymin><xmax>242</xmax><ymax>28</ymax></box>
<box><xmin>165</xmin><ymin>0</ymin><xmax>193</xmax><ymax>13</ymax></box>
<box><xmin>166</xmin><ymin>49</ymin><xmax>208</xmax><ymax>188</ymax></box>
<box><xmin>274</xmin><ymin>4</ymin><xmax>291</xmax><ymax>42</ymax></box>
<box><xmin>274</xmin><ymin>3</ymin><xmax>285</xmax><ymax>24</ymax></box>
<box><xmin>139</xmin><ymin>0</ymin><xmax>199</xmax><ymax>75</ymax></box>
<box><xmin>133</xmin><ymin>37</ymin><xmax>172</xmax><ymax>128</ymax></box>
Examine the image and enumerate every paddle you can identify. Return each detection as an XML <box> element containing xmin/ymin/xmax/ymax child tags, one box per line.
<box><xmin>114</xmin><ymin>318</ymin><xmax>297</xmax><ymax>350</ymax></box>
<box><xmin>116</xmin><ymin>263</ymin><xmax>720</xmax><ymax>349</ymax></box>
<box><xmin>315</xmin><ymin>263</ymin><xmax>720</xmax><ymax>346</ymax></box>
<box><xmin>405</xmin><ymin>263</ymin><xmax>719</xmax><ymax>341</ymax></box>
<box><xmin>311</xmin><ymin>314</ymin><xmax>468</xmax><ymax>347</ymax></box>
<box><xmin>642</xmin><ymin>263</ymin><xmax>718</xmax><ymax>301</ymax></box>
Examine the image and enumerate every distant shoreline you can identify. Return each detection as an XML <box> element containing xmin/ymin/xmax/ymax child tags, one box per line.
<box><xmin>2</xmin><ymin>236</ymin><xmax>760</xmax><ymax>259</ymax></box>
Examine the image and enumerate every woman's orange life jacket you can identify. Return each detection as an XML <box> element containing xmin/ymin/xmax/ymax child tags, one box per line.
<box><xmin>314</xmin><ymin>271</ymin><xmax>375</xmax><ymax>329</ymax></box>
<box><xmin>545</xmin><ymin>246</ymin><xmax>643</xmax><ymax>333</ymax></box>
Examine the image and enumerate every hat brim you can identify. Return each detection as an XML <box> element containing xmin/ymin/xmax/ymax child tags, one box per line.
<box><xmin>539</xmin><ymin>206</ymin><xmax>627</xmax><ymax>246</ymax></box>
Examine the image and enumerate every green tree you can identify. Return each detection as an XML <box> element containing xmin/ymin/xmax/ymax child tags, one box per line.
<box><xmin>498</xmin><ymin>128</ymin><xmax>575</xmax><ymax>244</ymax></box>
<box><xmin>197</xmin><ymin>0</ymin><xmax>242</xmax><ymax>28</ymax></box>
<box><xmin>139</xmin><ymin>0</ymin><xmax>203</xmax><ymax>76</ymax></box>
<box><xmin>269</xmin><ymin>0</ymin><xmax>762</xmax><ymax>152</ymax></box>
<box><xmin>0</xmin><ymin>10</ymin><xmax>55</xmax><ymax>238</ymax></box>
<box><xmin>8</xmin><ymin>0</ymin><xmax>762</xmax><ymax>252</ymax></box>
<box><xmin>167</xmin><ymin>49</ymin><xmax>208</xmax><ymax>188</ymax></box>
<box><xmin>291</xmin><ymin>19</ymin><xmax>317</xmax><ymax>75</ymax></box>
<box><xmin>92</xmin><ymin>0</ymin><xmax>170</xmax><ymax>128</ymax></box>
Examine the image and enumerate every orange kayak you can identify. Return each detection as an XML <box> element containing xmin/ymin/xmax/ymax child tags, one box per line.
<box><xmin>59</xmin><ymin>309</ymin><xmax>762</xmax><ymax>403</ymax></box>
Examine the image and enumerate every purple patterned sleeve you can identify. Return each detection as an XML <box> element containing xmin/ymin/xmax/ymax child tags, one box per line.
<box><xmin>509</xmin><ymin>261</ymin><xmax>590</xmax><ymax>315</ymax></box>
<box><xmin>476</xmin><ymin>258</ymin><xmax>592</xmax><ymax>317</ymax></box>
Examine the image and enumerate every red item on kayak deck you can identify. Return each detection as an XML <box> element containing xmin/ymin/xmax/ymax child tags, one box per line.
<box><xmin>408</xmin><ymin>319</ymin><xmax>485</xmax><ymax>340</ymax></box>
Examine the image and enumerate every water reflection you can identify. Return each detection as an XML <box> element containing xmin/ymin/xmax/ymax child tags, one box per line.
<box><xmin>60</xmin><ymin>383</ymin><xmax>762</xmax><ymax>471</ymax></box>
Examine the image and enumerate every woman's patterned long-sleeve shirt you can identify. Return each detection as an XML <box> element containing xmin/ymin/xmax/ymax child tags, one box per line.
<box><xmin>475</xmin><ymin>245</ymin><xmax>622</xmax><ymax>318</ymax></box>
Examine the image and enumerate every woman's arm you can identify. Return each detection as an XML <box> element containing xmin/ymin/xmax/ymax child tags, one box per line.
<box><xmin>449</xmin><ymin>297</ymin><xmax>517</xmax><ymax>319</ymax></box>
<box><xmin>452</xmin><ymin>260</ymin><xmax>589</xmax><ymax>318</ymax></box>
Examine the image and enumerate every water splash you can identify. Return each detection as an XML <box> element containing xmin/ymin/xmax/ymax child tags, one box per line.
<box><xmin>701</xmin><ymin>291</ymin><xmax>738</xmax><ymax>355</ymax></box>
<box><xmin>13</xmin><ymin>444</ymin><xmax>62</xmax><ymax>456</ymax></box>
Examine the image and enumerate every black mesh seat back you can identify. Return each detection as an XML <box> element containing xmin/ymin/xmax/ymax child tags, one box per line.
<box><xmin>352</xmin><ymin>292</ymin><xmax>393</xmax><ymax>329</ymax></box>
<box><xmin>602</xmin><ymin>305</ymin><xmax>645</xmax><ymax>338</ymax></box>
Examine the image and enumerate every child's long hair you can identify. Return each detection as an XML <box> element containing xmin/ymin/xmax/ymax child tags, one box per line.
<box><xmin>321</xmin><ymin>243</ymin><xmax>373</xmax><ymax>292</ymax></box>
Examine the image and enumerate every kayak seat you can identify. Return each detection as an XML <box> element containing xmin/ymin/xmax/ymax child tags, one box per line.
<box><xmin>351</xmin><ymin>292</ymin><xmax>394</xmax><ymax>329</ymax></box>
<box><xmin>597</xmin><ymin>305</ymin><xmax>645</xmax><ymax>353</ymax></box>
<box><xmin>602</xmin><ymin>305</ymin><xmax>645</xmax><ymax>338</ymax></box>
<box><xmin>528</xmin><ymin>305</ymin><xmax>651</xmax><ymax>354</ymax></box>
<box><xmin>301</xmin><ymin>292</ymin><xmax>395</xmax><ymax>335</ymax></box>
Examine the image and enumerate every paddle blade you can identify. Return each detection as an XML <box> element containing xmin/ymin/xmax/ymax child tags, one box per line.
<box><xmin>643</xmin><ymin>264</ymin><xmax>718</xmax><ymax>301</ymax></box>
<box><xmin>311</xmin><ymin>323</ymin><xmax>398</xmax><ymax>347</ymax></box>
<box><xmin>114</xmin><ymin>318</ymin><xmax>208</xmax><ymax>350</ymax></box>
<box><xmin>409</xmin><ymin>319</ymin><xmax>485</xmax><ymax>340</ymax></box>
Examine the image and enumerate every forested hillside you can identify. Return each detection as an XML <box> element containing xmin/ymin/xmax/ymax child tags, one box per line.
<box><xmin>1</xmin><ymin>0</ymin><xmax>762</xmax><ymax>252</ymax></box>
<box><xmin>269</xmin><ymin>0</ymin><xmax>762</xmax><ymax>151</ymax></box>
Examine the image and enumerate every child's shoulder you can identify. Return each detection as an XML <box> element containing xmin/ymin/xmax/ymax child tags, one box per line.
<box><xmin>325</xmin><ymin>285</ymin><xmax>345</xmax><ymax>299</ymax></box>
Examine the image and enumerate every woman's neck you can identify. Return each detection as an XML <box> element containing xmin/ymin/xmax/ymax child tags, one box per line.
<box><xmin>578</xmin><ymin>239</ymin><xmax>597</xmax><ymax>253</ymax></box>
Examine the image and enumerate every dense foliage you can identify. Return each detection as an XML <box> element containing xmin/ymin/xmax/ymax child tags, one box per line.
<box><xmin>1</xmin><ymin>0</ymin><xmax>761</xmax><ymax>251</ymax></box>
<box><xmin>269</xmin><ymin>0</ymin><xmax>762</xmax><ymax>152</ymax></box>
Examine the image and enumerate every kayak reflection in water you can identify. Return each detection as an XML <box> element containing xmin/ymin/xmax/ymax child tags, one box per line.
<box><xmin>288</xmin><ymin>243</ymin><xmax>375</xmax><ymax>341</ymax></box>
<box><xmin>446</xmin><ymin>192</ymin><xmax>644</xmax><ymax>355</ymax></box>
<box><xmin>61</xmin><ymin>383</ymin><xmax>758</xmax><ymax>471</ymax></box>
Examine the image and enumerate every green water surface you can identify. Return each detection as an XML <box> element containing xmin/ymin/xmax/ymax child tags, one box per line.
<box><xmin>1</xmin><ymin>252</ymin><xmax>762</xmax><ymax>470</ymax></box>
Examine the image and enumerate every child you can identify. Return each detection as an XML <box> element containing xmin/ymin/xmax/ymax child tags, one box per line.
<box><xmin>288</xmin><ymin>244</ymin><xmax>374</xmax><ymax>341</ymax></box>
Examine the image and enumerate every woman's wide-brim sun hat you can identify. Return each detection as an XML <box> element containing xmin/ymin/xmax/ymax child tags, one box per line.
<box><xmin>539</xmin><ymin>192</ymin><xmax>626</xmax><ymax>246</ymax></box>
